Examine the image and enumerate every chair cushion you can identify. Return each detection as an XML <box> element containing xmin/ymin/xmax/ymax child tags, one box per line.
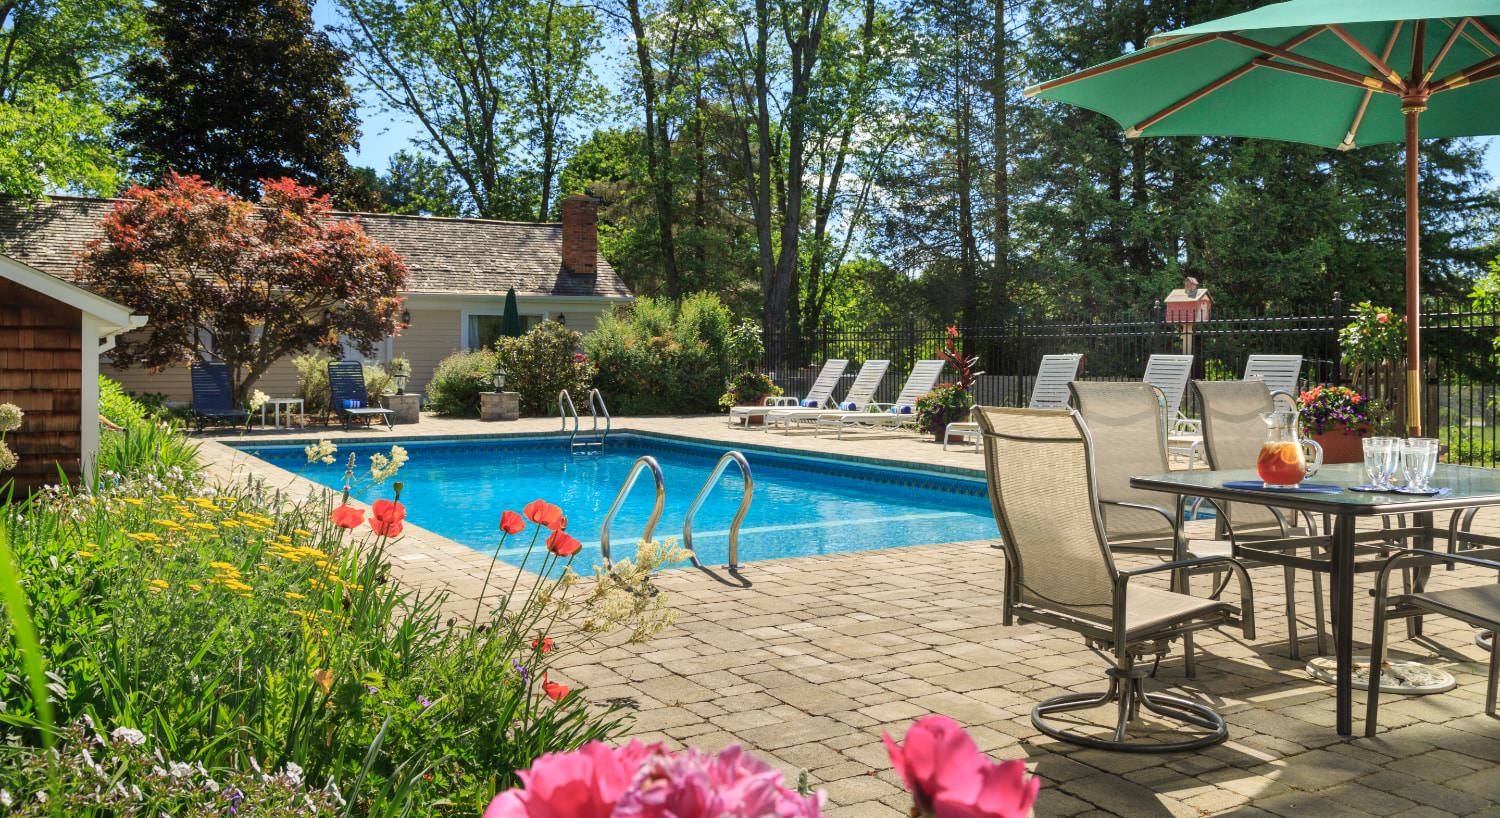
<box><xmin>1123</xmin><ymin>584</ymin><xmax>1234</xmax><ymax>640</ymax></box>
<box><xmin>1411</xmin><ymin>585</ymin><xmax>1500</xmax><ymax>630</ymax></box>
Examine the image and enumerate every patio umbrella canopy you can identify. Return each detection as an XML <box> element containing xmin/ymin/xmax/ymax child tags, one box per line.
<box><xmin>1026</xmin><ymin>0</ymin><xmax>1500</xmax><ymax>435</ymax></box>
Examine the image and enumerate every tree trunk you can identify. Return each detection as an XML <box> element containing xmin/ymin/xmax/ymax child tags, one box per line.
<box><xmin>625</xmin><ymin>0</ymin><xmax>679</xmax><ymax>297</ymax></box>
<box><xmin>990</xmin><ymin>0</ymin><xmax>1010</xmax><ymax>321</ymax></box>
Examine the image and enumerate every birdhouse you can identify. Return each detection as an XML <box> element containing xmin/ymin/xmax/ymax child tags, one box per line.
<box><xmin>1164</xmin><ymin>277</ymin><xmax>1212</xmax><ymax>324</ymax></box>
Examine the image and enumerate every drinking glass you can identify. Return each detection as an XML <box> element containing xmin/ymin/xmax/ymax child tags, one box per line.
<box><xmin>1362</xmin><ymin>437</ymin><xmax>1399</xmax><ymax>489</ymax></box>
<box><xmin>1401</xmin><ymin>438</ymin><xmax>1440</xmax><ymax>491</ymax></box>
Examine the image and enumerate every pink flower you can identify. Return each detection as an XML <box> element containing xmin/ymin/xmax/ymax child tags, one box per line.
<box><xmin>613</xmin><ymin>745</ymin><xmax>822</xmax><ymax>818</ymax></box>
<box><xmin>884</xmin><ymin>715</ymin><xmax>1038</xmax><ymax>818</ymax></box>
<box><xmin>484</xmin><ymin>741</ymin><xmax>663</xmax><ymax>818</ymax></box>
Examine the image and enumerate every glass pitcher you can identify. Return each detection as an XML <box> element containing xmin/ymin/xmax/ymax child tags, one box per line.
<box><xmin>1256</xmin><ymin>409</ymin><xmax>1323</xmax><ymax>488</ymax></box>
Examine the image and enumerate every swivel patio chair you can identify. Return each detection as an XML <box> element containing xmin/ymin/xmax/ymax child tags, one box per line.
<box><xmin>189</xmin><ymin>361</ymin><xmax>251</xmax><ymax>432</ymax></box>
<box><xmin>1366</xmin><ymin>548</ymin><xmax>1500</xmax><ymax>735</ymax></box>
<box><xmin>976</xmin><ymin>406</ymin><xmax>1254</xmax><ymax>751</ymax></box>
<box><xmin>326</xmin><ymin>360</ymin><xmax>395</xmax><ymax>431</ymax></box>
<box><xmin>728</xmin><ymin>359</ymin><xmax>846</xmax><ymax>427</ymax></box>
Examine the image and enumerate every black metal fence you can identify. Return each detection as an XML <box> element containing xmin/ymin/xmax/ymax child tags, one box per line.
<box><xmin>760</xmin><ymin>301</ymin><xmax>1500</xmax><ymax>467</ymax></box>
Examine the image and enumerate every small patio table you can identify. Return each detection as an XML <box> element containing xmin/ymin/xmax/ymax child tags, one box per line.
<box><xmin>1130</xmin><ymin>462</ymin><xmax>1500</xmax><ymax>737</ymax></box>
<box><xmin>259</xmin><ymin>397</ymin><xmax>305</xmax><ymax>430</ymax></box>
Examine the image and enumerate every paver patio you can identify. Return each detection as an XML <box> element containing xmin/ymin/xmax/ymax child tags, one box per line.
<box><xmin>200</xmin><ymin>416</ymin><xmax>1500</xmax><ymax>817</ymax></box>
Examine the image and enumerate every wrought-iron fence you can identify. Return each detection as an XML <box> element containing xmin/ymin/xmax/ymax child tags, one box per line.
<box><xmin>760</xmin><ymin>300</ymin><xmax>1500</xmax><ymax>467</ymax></box>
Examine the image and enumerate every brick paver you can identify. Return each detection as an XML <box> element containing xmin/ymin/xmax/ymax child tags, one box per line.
<box><xmin>200</xmin><ymin>415</ymin><xmax>1500</xmax><ymax>817</ymax></box>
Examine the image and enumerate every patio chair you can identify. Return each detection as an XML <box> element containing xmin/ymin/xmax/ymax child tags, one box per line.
<box><xmin>1366</xmin><ymin>548</ymin><xmax>1500</xmax><ymax>735</ymax></box>
<box><xmin>1193</xmin><ymin>378</ymin><xmax>1329</xmax><ymax>657</ymax></box>
<box><xmin>975</xmin><ymin>405</ymin><xmax>1254</xmax><ymax>751</ymax></box>
<box><xmin>189</xmin><ymin>362</ymin><xmax>251</xmax><ymax>432</ymax></box>
<box><xmin>1243</xmin><ymin>354</ymin><xmax>1303</xmax><ymax>402</ymax></box>
<box><xmin>764</xmin><ymin>359</ymin><xmax>890</xmax><ymax>433</ymax></box>
<box><xmin>1028</xmin><ymin>353</ymin><xmax>1085</xmax><ymax>409</ymax></box>
<box><xmin>728</xmin><ymin>359</ymin><xmax>847</xmax><ymax>427</ymax></box>
<box><xmin>815</xmin><ymin>359</ymin><xmax>945</xmax><ymax>438</ymax></box>
<box><xmin>326</xmin><ymin>360</ymin><xmax>395</xmax><ymax>431</ymax></box>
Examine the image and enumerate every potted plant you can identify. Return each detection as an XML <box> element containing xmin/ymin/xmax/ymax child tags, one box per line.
<box><xmin>915</xmin><ymin>383</ymin><xmax>974</xmax><ymax>442</ymax></box>
<box><xmin>1299</xmin><ymin>385</ymin><xmax>1377</xmax><ymax>463</ymax></box>
<box><xmin>719</xmin><ymin>371</ymin><xmax>782</xmax><ymax>421</ymax></box>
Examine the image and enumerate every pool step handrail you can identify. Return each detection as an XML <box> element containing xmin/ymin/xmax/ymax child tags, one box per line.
<box><xmin>682</xmin><ymin>451</ymin><xmax>753</xmax><ymax>571</ymax></box>
<box><xmin>559</xmin><ymin>389</ymin><xmax>581</xmax><ymax>446</ymax></box>
<box><xmin>559</xmin><ymin>388</ymin><xmax>609</xmax><ymax>452</ymax></box>
<box><xmin>599</xmin><ymin>455</ymin><xmax>665</xmax><ymax>568</ymax></box>
<box><xmin>587</xmin><ymin>388</ymin><xmax>611</xmax><ymax>448</ymax></box>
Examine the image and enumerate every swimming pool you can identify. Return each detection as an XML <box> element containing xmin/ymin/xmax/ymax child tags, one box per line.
<box><xmin>239</xmin><ymin>433</ymin><xmax>997</xmax><ymax>572</ymax></box>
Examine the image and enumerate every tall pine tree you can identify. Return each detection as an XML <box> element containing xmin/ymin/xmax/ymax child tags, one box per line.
<box><xmin>121</xmin><ymin>0</ymin><xmax>360</xmax><ymax>201</ymax></box>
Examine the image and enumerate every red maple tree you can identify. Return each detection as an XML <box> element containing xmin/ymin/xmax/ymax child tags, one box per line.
<box><xmin>80</xmin><ymin>174</ymin><xmax>408</xmax><ymax>401</ymax></box>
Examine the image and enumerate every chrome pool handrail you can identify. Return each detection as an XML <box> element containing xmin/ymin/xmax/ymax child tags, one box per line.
<box><xmin>587</xmin><ymin>388</ymin><xmax>611</xmax><ymax>448</ymax></box>
<box><xmin>559</xmin><ymin>389</ymin><xmax>581</xmax><ymax>445</ymax></box>
<box><xmin>682</xmin><ymin>451</ymin><xmax>753</xmax><ymax>571</ymax></box>
<box><xmin>599</xmin><ymin>455</ymin><xmax>665</xmax><ymax>568</ymax></box>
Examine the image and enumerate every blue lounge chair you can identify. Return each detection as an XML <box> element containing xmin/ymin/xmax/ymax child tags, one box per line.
<box><xmin>190</xmin><ymin>362</ymin><xmax>251</xmax><ymax>432</ymax></box>
<box><xmin>326</xmin><ymin>360</ymin><xmax>394</xmax><ymax>431</ymax></box>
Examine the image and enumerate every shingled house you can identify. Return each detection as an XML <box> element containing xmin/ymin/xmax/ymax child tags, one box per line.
<box><xmin>0</xmin><ymin>194</ymin><xmax>631</xmax><ymax>401</ymax></box>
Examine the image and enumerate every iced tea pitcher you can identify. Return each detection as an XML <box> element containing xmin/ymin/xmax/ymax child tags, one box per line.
<box><xmin>1256</xmin><ymin>409</ymin><xmax>1323</xmax><ymax>488</ymax></box>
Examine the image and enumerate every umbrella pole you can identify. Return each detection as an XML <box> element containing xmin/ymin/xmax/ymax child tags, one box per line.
<box><xmin>1403</xmin><ymin>100</ymin><xmax>1423</xmax><ymax>437</ymax></box>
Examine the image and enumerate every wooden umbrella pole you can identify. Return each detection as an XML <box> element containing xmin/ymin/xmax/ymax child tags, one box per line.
<box><xmin>1404</xmin><ymin>98</ymin><xmax>1424</xmax><ymax>437</ymax></box>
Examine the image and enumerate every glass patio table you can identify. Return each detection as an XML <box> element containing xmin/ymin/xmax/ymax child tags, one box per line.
<box><xmin>1130</xmin><ymin>462</ymin><xmax>1500</xmax><ymax>737</ymax></box>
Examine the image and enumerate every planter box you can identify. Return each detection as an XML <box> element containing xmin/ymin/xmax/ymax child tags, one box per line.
<box><xmin>1312</xmin><ymin>425</ymin><xmax>1370</xmax><ymax>464</ymax></box>
<box><xmin>480</xmin><ymin>391</ymin><xmax>520</xmax><ymax>421</ymax></box>
<box><xmin>382</xmin><ymin>392</ymin><xmax>420</xmax><ymax>425</ymax></box>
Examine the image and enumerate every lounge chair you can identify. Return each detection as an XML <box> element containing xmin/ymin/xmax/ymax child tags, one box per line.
<box><xmin>1243</xmin><ymin>354</ymin><xmax>1303</xmax><ymax>403</ymax></box>
<box><xmin>815</xmin><ymin>359</ymin><xmax>945</xmax><ymax>438</ymax></box>
<box><xmin>189</xmin><ymin>362</ymin><xmax>251</xmax><ymax>432</ymax></box>
<box><xmin>1143</xmin><ymin>354</ymin><xmax>1203</xmax><ymax>465</ymax></box>
<box><xmin>974</xmin><ymin>405</ymin><xmax>1254</xmax><ymax>751</ymax></box>
<box><xmin>944</xmin><ymin>353</ymin><xmax>1084</xmax><ymax>450</ymax></box>
<box><xmin>728</xmin><ymin>359</ymin><xmax>847</xmax><ymax>428</ymax></box>
<box><xmin>764</xmin><ymin>359</ymin><xmax>890</xmax><ymax>433</ymax></box>
<box><xmin>326</xmin><ymin>360</ymin><xmax>395</xmax><ymax>431</ymax></box>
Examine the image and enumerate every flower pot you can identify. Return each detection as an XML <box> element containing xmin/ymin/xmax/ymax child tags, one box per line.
<box><xmin>931</xmin><ymin>421</ymin><xmax>948</xmax><ymax>443</ymax></box>
<box><xmin>737</xmin><ymin>398</ymin><xmax>770</xmax><ymax>425</ymax></box>
<box><xmin>1311</xmin><ymin>425</ymin><xmax>1370</xmax><ymax>464</ymax></box>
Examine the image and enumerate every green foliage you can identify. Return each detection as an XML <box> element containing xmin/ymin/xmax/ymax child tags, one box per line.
<box><xmin>98</xmin><ymin>376</ymin><xmax>153</xmax><ymax>427</ymax></box>
<box><xmin>1472</xmin><ymin>256</ymin><xmax>1500</xmax><ymax>367</ymax></box>
<box><xmin>914</xmin><ymin>383</ymin><xmax>973</xmax><ymax>435</ymax></box>
<box><xmin>718</xmin><ymin>371</ymin><xmax>781</xmax><ymax>411</ymax></box>
<box><xmin>120</xmin><ymin>0</ymin><xmax>360</xmax><ymax>199</ymax></box>
<box><xmin>727</xmin><ymin>319</ymin><xmax>765</xmax><ymax>369</ymax></box>
<box><xmin>293</xmin><ymin>354</ymin><xmax>398</xmax><ymax>415</ymax></box>
<box><xmin>582</xmin><ymin>294</ymin><xmax>734</xmax><ymax>414</ymax></box>
<box><xmin>365</xmin><ymin>150</ymin><xmax>471</xmax><ymax>217</ymax></box>
<box><xmin>1339</xmin><ymin>302</ymin><xmax>1406</xmax><ymax>371</ymax></box>
<box><xmin>494</xmin><ymin>321</ymin><xmax>595</xmax><ymax>415</ymax></box>
<box><xmin>0</xmin><ymin>456</ymin><xmax>675</xmax><ymax>813</ymax></box>
<box><xmin>424</xmin><ymin>349</ymin><xmax>499</xmax><ymax>417</ymax></box>
<box><xmin>97</xmin><ymin>418</ymin><xmax>202</xmax><ymax>484</ymax></box>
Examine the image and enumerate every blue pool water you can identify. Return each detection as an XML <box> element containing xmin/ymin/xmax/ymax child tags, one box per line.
<box><xmin>240</xmin><ymin>433</ymin><xmax>997</xmax><ymax>572</ymax></box>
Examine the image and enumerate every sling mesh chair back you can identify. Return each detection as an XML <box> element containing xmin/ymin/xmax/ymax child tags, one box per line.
<box><xmin>189</xmin><ymin>362</ymin><xmax>249</xmax><ymax>432</ymax></box>
<box><xmin>977</xmin><ymin>406</ymin><xmax>1253</xmax><ymax>751</ymax></box>
<box><xmin>327</xmin><ymin>360</ymin><xmax>395</xmax><ymax>430</ymax></box>
<box><xmin>1069</xmin><ymin>381</ymin><xmax>1177</xmax><ymax>554</ymax></box>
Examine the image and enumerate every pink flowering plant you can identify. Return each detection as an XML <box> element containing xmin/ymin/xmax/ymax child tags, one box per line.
<box><xmin>884</xmin><ymin>715</ymin><xmax>1039</xmax><ymax>818</ymax></box>
<box><xmin>1298</xmin><ymin>385</ymin><xmax>1376</xmax><ymax>436</ymax></box>
<box><xmin>1338</xmin><ymin>302</ymin><xmax>1405</xmax><ymax>373</ymax></box>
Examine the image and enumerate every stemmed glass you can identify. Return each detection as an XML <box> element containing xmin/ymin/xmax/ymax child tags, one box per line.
<box><xmin>1362</xmin><ymin>437</ymin><xmax>1400</xmax><ymax>489</ymax></box>
<box><xmin>1400</xmin><ymin>438</ymin><xmax>1440</xmax><ymax>492</ymax></box>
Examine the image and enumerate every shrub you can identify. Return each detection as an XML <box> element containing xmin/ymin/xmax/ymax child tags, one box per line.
<box><xmin>97</xmin><ymin>419</ymin><xmax>202</xmax><ymax>485</ymax></box>
<box><xmin>1338</xmin><ymin>302</ymin><xmax>1406</xmax><ymax>375</ymax></box>
<box><xmin>719</xmin><ymin>371</ymin><xmax>781</xmax><ymax>410</ymax></box>
<box><xmin>914</xmin><ymin>384</ymin><xmax>973</xmax><ymax>436</ymax></box>
<box><xmin>292</xmin><ymin>353</ymin><xmax>397</xmax><ymax>415</ymax></box>
<box><xmin>0</xmin><ymin>438</ymin><xmax>680</xmax><ymax>815</ymax></box>
<box><xmin>582</xmin><ymin>293</ymin><xmax>734</xmax><ymax>414</ymax></box>
<box><xmin>424</xmin><ymin>348</ymin><xmax>498</xmax><ymax>416</ymax></box>
<box><xmin>727</xmin><ymin>318</ymin><xmax>764</xmax><ymax>369</ymax></box>
<box><xmin>495</xmin><ymin>321</ymin><xmax>596</xmax><ymax>415</ymax></box>
<box><xmin>99</xmin><ymin>376</ymin><xmax>152</xmax><ymax>426</ymax></box>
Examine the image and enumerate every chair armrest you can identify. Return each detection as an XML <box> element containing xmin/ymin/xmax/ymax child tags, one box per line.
<box><xmin>1373</xmin><ymin>546</ymin><xmax>1500</xmax><ymax>603</ymax></box>
<box><xmin>1101</xmin><ymin>500</ymin><xmax>1178</xmax><ymax>529</ymax></box>
<box><xmin>1115</xmin><ymin>556</ymin><xmax>1256</xmax><ymax>641</ymax></box>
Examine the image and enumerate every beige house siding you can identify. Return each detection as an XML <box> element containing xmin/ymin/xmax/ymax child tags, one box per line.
<box><xmin>392</xmin><ymin>307</ymin><xmax>462</xmax><ymax>396</ymax></box>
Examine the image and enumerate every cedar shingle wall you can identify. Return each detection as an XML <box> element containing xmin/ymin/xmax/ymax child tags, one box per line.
<box><xmin>0</xmin><ymin>278</ymin><xmax>82</xmax><ymax>491</ymax></box>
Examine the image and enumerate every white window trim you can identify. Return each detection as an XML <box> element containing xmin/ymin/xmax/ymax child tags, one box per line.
<box><xmin>460</xmin><ymin>308</ymin><xmax>548</xmax><ymax>350</ymax></box>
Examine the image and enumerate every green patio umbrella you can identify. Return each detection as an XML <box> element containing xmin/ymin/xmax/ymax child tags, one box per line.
<box><xmin>1026</xmin><ymin>0</ymin><xmax>1500</xmax><ymax>435</ymax></box>
<box><xmin>501</xmin><ymin>287</ymin><xmax>523</xmax><ymax>338</ymax></box>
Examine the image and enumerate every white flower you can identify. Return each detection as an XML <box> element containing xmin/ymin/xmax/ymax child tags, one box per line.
<box><xmin>0</xmin><ymin>442</ymin><xmax>17</xmax><ymax>473</ymax></box>
<box><xmin>111</xmin><ymin>726</ymin><xmax>146</xmax><ymax>746</ymax></box>
<box><xmin>247</xmin><ymin>389</ymin><xmax>271</xmax><ymax>412</ymax></box>
<box><xmin>0</xmin><ymin>402</ymin><xmax>22</xmax><ymax>433</ymax></box>
<box><xmin>168</xmin><ymin>761</ymin><xmax>193</xmax><ymax>778</ymax></box>
<box><xmin>369</xmin><ymin>445</ymin><xmax>408</xmax><ymax>483</ymax></box>
<box><xmin>281</xmin><ymin>761</ymin><xmax>304</xmax><ymax>785</ymax></box>
<box><xmin>1</xmin><ymin>789</ymin><xmax>13</xmax><ymax>807</ymax></box>
<box><xmin>304</xmin><ymin>439</ymin><xmax>337</xmax><ymax>465</ymax></box>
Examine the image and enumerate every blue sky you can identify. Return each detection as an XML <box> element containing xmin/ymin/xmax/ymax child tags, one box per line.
<box><xmin>311</xmin><ymin>2</ymin><xmax>1500</xmax><ymax>184</ymax></box>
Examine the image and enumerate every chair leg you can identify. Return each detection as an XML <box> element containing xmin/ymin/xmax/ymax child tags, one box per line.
<box><xmin>1283</xmin><ymin>566</ymin><xmax>1302</xmax><ymax>661</ymax></box>
<box><xmin>1031</xmin><ymin>649</ymin><xmax>1227</xmax><ymax>752</ymax></box>
<box><xmin>1486</xmin><ymin>636</ymin><xmax>1499</xmax><ymax>718</ymax></box>
<box><xmin>1364</xmin><ymin>604</ymin><xmax>1390</xmax><ymax>737</ymax></box>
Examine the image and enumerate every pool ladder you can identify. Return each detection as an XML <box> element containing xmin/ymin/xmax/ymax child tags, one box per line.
<box><xmin>599</xmin><ymin>455</ymin><xmax>665</xmax><ymax>568</ymax></box>
<box><xmin>559</xmin><ymin>388</ymin><xmax>610</xmax><ymax>452</ymax></box>
<box><xmin>683</xmin><ymin>451</ymin><xmax>753</xmax><ymax>572</ymax></box>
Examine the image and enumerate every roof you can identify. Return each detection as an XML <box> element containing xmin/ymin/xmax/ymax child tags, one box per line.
<box><xmin>0</xmin><ymin>195</ymin><xmax>632</xmax><ymax>300</ymax></box>
<box><xmin>0</xmin><ymin>251</ymin><xmax>145</xmax><ymax>335</ymax></box>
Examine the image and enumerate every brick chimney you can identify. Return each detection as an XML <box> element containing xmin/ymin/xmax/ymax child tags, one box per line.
<box><xmin>560</xmin><ymin>195</ymin><xmax>597</xmax><ymax>278</ymax></box>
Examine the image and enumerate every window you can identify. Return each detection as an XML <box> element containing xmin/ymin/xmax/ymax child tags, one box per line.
<box><xmin>466</xmin><ymin>313</ymin><xmax>539</xmax><ymax>350</ymax></box>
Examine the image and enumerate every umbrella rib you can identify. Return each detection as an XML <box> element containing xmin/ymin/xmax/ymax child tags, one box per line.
<box><xmin>1022</xmin><ymin>34</ymin><xmax>1217</xmax><ymax>97</ymax></box>
<box><xmin>1250</xmin><ymin>57</ymin><xmax>1395</xmax><ymax>94</ymax></box>
<box><xmin>1329</xmin><ymin>25</ymin><xmax>1404</xmax><ymax>86</ymax></box>
<box><xmin>1219</xmin><ymin>32</ymin><xmax>1397</xmax><ymax>92</ymax></box>
<box><xmin>1127</xmin><ymin>27</ymin><xmax>1327</xmax><ymax>138</ymax></box>
<box><xmin>1473</xmin><ymin>17</ymin><xmax>1500</xmax><ymax>51</ymax></box>
<box><xmin>1430</xmin><ymin>51</ymin><xmax>1500</xmax><ymax>93</ymax></box>
<box><xmin>1341</xmin><ymin>22</ymin><xmax>1405</xmax><ymax>151</ymax></box>
<box><xmin>1425</xmin><ymin>18</ymin><xmax>1471</xmax><ymax>85</ymax></box>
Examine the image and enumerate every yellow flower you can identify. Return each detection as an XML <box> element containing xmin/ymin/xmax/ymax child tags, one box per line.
<box><xmin>159</xmin><ymin>493</ymin><xmax>180</xmax><ymax>501</ymax></box>
<box><xmin>190</xmin><ymin>522</ymin><xmax>216</xmax><ymax>531</ymax></box>
<box><xmin>126</xmin><ymin>532</ymin><xmax>161</xmax><ymax>543</ymax></box>
<box><xmin>311</xmin><ymin>668</ymin><xmax>334</xmax><ymax>693</ymax></box>
<box><xmin>77</xmin><ymin>550</ymin><xmax>95</xmax><ymax>559</ymax></box>
<box><xmin>148</xmin><ymin>578</ymin><xmax>170</xmax><ymax>591</ymax></box>
<box><xmin>153</xmin><ymin>519</ymin><xmax>184</xmax><ymax>531</ymax></box>
<box><xmin>188</xmin><ymin>583</ymin><xmax>203</xmax><ymax>591</ymax></box>
<box><xmin>285</xmin><ymin>591</ymin><xmax>306</xmax><ymax>600</ymax></box>
<box><xmin>292</xmin><ymin>529</ymin><xmax>313</xmax><ymax>538</ymax></box>
<box><xmin>209</xmin><ymin>561</ymin><xmax>235</xmax><ymax>571</ymax></box>
<box><xmin>220</xmin><ymin>520</ymin><xmax>241</xmax><ymax>529</ymax></box>
<box><xmin>122</xmin><ymin>498</ymin><xmax>145</xmax><ymax>506</ymax></box>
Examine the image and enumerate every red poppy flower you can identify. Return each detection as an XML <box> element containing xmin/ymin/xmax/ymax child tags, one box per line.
<box><xmin>541</xmin><ymin>673</ymin><xmax>570</xmax><ymax>702</ymax></box>
<box><xmin>546</xmin><ymin>530</ymin><xmax>582</xmax><ymax>557</ymax></box>
<box><xmin>330</xmin><ymin>504</ymin><xmax>364</xmax><ymax>529</ymax></box>
<box><xmin>370</xmin><ymin>499</ymin><xmax>406</xmax><ymax>538</ymax></box>
<box><xmin>523</xmin><ymin>499</ymin><xmax>565</xmax><ymax>530</ymax></box>
<box><xmin>532</xmin><ymin>636</ymin><xmax>554</xmax><ymax>654</ymax></box>
<box><xmin>500</xmin><ymin>510</ymin><xmax>525</xmax><ymax>535</ymax></box>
